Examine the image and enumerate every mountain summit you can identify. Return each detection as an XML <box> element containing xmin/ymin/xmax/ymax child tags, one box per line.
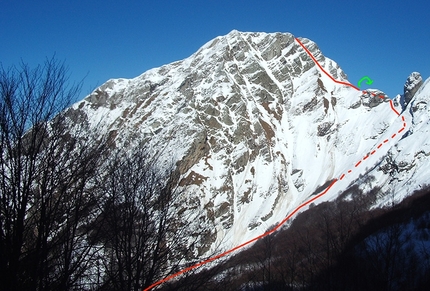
<box><xmin>65</xmin><ymin>30</ymin><xmax>430</xmax><ymax>257</ymax></box>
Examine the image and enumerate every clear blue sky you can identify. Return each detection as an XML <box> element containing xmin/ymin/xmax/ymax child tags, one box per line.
<box><xmin>1</xmin><ymin>0</ymin><xmax>429</xmax><ymax>101</ymax></box>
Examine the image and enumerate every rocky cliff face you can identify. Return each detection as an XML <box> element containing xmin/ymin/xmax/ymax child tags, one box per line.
<box><xmin>62</xmin><ymin>30</ymin><xmax>430</xmax><ymax>256</ymax></box>
<box><xmin>404</xmin><ymin>72</ymin><xmax>423</xmax><ymax>106</ymax></box>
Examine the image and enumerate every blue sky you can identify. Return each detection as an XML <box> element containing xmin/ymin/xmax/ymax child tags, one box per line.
<box><xmin>1</xmin><ymin>0</ymin><xmax>429</xmax><ymax>101</ymax></box>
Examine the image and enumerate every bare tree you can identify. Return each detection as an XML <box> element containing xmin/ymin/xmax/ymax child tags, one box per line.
<box><xmin>0</xmin><ymin>58</ymin><xmax>103</xmax><ymax>291</ymax></box>
<box><xmin>91</xmin><ymin>147</ymin><xmax>217</xmax><ymax>291</ymax></box>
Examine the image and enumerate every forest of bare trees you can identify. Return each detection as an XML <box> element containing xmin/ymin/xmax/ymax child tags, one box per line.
<box><xmin>0</xmin><ymin>59</ymin><xmax>215</xmax><ymax>291</ymax></box>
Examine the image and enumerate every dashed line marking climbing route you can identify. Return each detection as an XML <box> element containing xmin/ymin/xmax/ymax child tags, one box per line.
<box><xmin>143</xmin><ymin>38</ymin><xmax>408</xmax><ymax>291</ymax></box>
<box><xmin>295</xmin><ymin>37</ymin><xmax>406</xmax><ymax>183</ymax></box>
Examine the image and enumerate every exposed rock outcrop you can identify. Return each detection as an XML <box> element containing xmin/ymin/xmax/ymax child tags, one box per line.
<box><xmin>404</xmin><ymin>72</ymin><xmax>423</xmax><ymax>105</ymax></box>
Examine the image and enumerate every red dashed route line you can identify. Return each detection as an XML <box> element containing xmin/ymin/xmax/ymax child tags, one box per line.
<box><xmin>143</xmin><ymin>38</ymin><xmax>407</xmax><ymax>291</ymax></box>
<box><xmin>294</xmin><ymin>38</ymin><xmax>406</xmax><ymax>181</ymax></box>
<box><xmin>339</xmin><ymin>113</ymin><xmax>406</xmax><ymax>181</ymax></box>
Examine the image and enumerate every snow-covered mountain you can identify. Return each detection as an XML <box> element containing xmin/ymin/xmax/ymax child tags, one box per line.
<box><xmin>64</xmin><ymin>30</ymin><xmax>430</xmax><ymax>258</ymax></box>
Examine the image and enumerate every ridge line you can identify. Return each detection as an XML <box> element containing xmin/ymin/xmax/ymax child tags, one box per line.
<box><xmin>295</xmin><ymin>38</ymin><xmax>360</xmax><ymax>91</ymax></box>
